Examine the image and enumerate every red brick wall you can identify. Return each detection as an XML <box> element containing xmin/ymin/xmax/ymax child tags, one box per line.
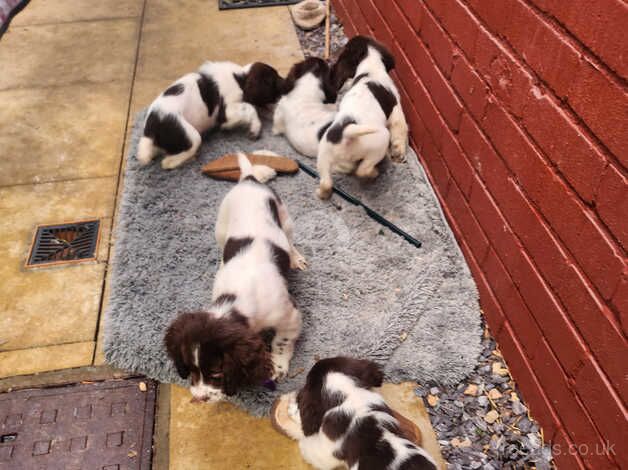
<box><xmin>332</xmin><ymin>1</ymin><xmax>627</xmax><ymax>468</ymax></box>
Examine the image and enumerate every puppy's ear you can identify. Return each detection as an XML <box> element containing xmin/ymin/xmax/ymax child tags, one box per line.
<box><xmin>222</xmin><ymin>329</ymin><xmax>272</xmax><ymax>396</ymax></box>
<box><xmin>350</xmin><ymin>358</ymin><xmax>384</xmax><ymax>388</ymax></box>
<box><xmin>164</xmin><ymin>317</ymin><xmax>190</xmax><ymax>379</ymax></box>
<box><xmin>322</xmin><ymin>70</ymin><xmax>338</xmax><ymax>104</ymax></box>
<box><xmin>243</xmin><ymin>62</ymin><xmax>284</xmax><ymax>106</ymax></box>
<box><xmin>378</xmin><ymin>43</ymin><xmax>395</xmax><ymax>71</ymax></box>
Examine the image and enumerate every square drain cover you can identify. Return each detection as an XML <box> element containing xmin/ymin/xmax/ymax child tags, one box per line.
<box><xmin>0</xmin><ymin>378</ymin><xmax>155</xmax><ymax>469</ymax></box>
<box><xmin>26</xmin><ymin>220</ymin><xmax>100</xmax><ymax>268</ymax></box>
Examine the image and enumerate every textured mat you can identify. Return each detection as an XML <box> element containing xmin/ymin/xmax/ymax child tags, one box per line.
<box><xmin>104</xmin><ymin>111</ymin><xmax>482</xmax><ymax>415</ymax></box>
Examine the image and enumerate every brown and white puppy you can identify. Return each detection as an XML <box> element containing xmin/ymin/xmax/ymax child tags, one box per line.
<box><xmin>272</xmin><ymin>57</ymin><xmax>338</xmax><ymax>158</ymax></box>
<box><xmin>138</xmin><ymin>61</ymin><xmax>284</xmax><ymax>170</ymax></box>
<box><xmin>316</xmin><ymin>36</ymin><xmax>408</xmax><ymax>199</ymax></box>
<box><xmin>283</xmin><ymin>357</ymin><xmax>437</xmax><ymax>470</ymax></box>
<box><xmin>165</xmin><ymin>154</ymin><xmax>306</xmax><ymax>402</ymax></box>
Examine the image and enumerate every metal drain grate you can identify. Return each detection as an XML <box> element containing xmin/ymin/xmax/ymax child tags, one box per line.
<box><xmin>26</xmin><ymin>220</ymin><xmax>100</xmax><ymax>268</ymax></box>
<box><xmin>0</xmin><ymin>378</ymin><xmax>156</xmax><ymax>469</ymax></box>
<box><xmin>219</xmin><ymin>0</ymin><xmax>299</xmax><ymax>10</ymax></box>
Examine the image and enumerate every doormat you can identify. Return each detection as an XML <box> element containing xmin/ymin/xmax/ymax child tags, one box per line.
<box><xmin>104</xmin><ymin>111</ymin><xmax>483</xmax><ymax>416</ymax></box>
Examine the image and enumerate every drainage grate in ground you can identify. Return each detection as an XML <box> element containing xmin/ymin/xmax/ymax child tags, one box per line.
<box><xmin>26</xmin><ymin>220</ymin><xmax>100</xmax><ymax>268</ymax></box>
<box><xmin>219</xmin><ymin>0</ymin><xmax>299</xmax><ymax>10</ymax></box>
<box><xmin>0</xmin><ymin>378</ymin><xmax>156</xmax><ymax>470</ymax></box>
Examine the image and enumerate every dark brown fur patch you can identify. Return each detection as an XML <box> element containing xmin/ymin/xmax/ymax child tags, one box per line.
<box><xmin>223</xmin><ymin>237</ymin><xmax>253</xmax><ymax>263</ymax></box>
<box><xmin>197</xmin><ymin>73</ymin><xmax>222</xmax><ymax>116</ymax></box>
<box><xmin>143</xmin><ymin>111</ymin><xmax>192</xmax><ymax>155</ymax></box>
<box><xmin>322</xmin><ymin>409</ymin><xmax>353</xmax><ymax>440</ymax></box>
<box><xmin>163</xmin><ymin>83</ymin><xmax>184</xmax><ymax>96</ymax></box>
<box><xmin>228</xmin><ymin>309</ymin><xmax>248</xmax><ymax>327</ymax></box>
<box><xmin>317</xmin><ymin>120</ymin><xmax>333</xmax><ymax>140</ymax></box>
<box><xmin>267</xmin><ymin>198</ymin><xmax>281</xmax><ymax>227</ymax></box>
<box><xmin>398</xmin><ymin>453</ymin><xmax>437</xmax><ymax>469</ymax></box>
<box><xmin>214</xmin><ymin>293</ymin><xmax>236</xmax><ymax>305</ymax></box>
<box><xmin>366</xmin><ymin>82</ymin><xmax>397</xmax><ymax>119</ymax></box>
<box><xmin>268</xmin><ymin>241</ymin><xmax>290</xmax><ymax>277</ymax></box>
<box><xmin>339</xmin><ymin>415</ymin><xmax>395</xmax><ymax>469</ymax></box>
<box><xmin>326</xmin><ymin>116</ymin><xmax>356</xmax><ymax>144</ymax></box>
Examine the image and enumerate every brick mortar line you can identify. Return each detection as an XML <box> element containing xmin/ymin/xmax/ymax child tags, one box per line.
<box><xmin>352</xmin><ymin>0</ymin><xmax>627</xmax><ymax>413</ymax></box>
<box><xmin>522</xmin><ymin>0</ymin><xmax>628</xmax><ymax>88</ymax></box>
<box><xmin>395</xmin><ymin>0</ymin><xmax>628</xmax><ymax>285</ymax></box>
<box><xmin>456</xmin><ymin>0</ymin><xmax>628</xmax><ymax>171</ymax></box>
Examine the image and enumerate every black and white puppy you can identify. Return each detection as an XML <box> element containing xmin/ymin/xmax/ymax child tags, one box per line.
<box><xmin>316</xmin><ymin>36</ymin><xmax>409</xmax><ymax>199</ymax></box>
<box><xmin>164</xmin><ymin>154</ymin><xmax>306</xmax><ymax>402</ymax></box>
<box><xmin>138</xmin><ymin>61</ymin><xmax>284</xmax><ymax>170</ymax></box>
<box><xmin>272</xmin><ymin>57</ymin><xmax>338</xmax><ymax>158</ymax></box>
<box><xmin>283</xmin><ymin>357</ymin><xmax>437</xmax><ymax>470</ymax></box>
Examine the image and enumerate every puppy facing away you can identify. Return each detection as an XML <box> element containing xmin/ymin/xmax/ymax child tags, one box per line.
<box><xmin>164</xmin><ymin>153</ymin><xmax>306</xmax><ymax>402</ymax></box>
<box><xmin>282</xmin><ymin>357</ymin><xmax>437</xmax><ymax>470</ymax></box>
<box><xmin>272</xmin><ymin>57</ymin><xmax>338</xmax><ymax>158</ymax></box>
<box><xmin>138</xmin><ymin>61</ymin><xmax>284</xmax><ymax>170</ymax></box>
<box><xmin>316</xmin><ymin>36</ymin><xmax>409</xmax><ymax>199</ymax></box>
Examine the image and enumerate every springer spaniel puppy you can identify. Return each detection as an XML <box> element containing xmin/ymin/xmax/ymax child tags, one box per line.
<box><xmin>316</xmin><ymin>36</ymin><xmax>409</xmax><ymax>199</ymax></box>
<box><xmin>138</xmin><ymin>61</ymin><xmax>284</xmax><ymax>169</ymax></box>
<box><xmin>272</xmin><ymin>57</ymin><xmax>338</xmax><ymax>158</ymax></box>
<box><xmin>283</xmin><ymin>357</ymin><xmax>437</xmax><ymax>470</ymax></box>
<box><xmin>164</xmin><ymin>153</ymin><xmax>306</xmax><ymax>402</ymax></box>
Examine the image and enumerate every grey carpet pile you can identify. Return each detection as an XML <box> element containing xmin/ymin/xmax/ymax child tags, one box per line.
<box><xmin>104</xmin><ymin>111</ymin><xmax>482</xmax><ymax>415</ymax></box>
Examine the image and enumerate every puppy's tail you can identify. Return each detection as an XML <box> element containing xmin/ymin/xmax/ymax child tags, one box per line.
<box><xmin>342</xmin><ymin>124</ymin><xmax>379</xmax><ymax>140</ymax></box>
<box><xmin>237</xmin><ymin>152</ymin><xmax>277</xmax><ymax>183</ymax></box>
<box><xmin>137</xmin><ymin>136</ymin><xmax>157</xmax><ymax>166</ymax></box>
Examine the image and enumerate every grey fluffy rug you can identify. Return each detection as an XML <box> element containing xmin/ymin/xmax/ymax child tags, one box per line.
<box><xmin>104</xmin><ymin>111</ymin><xmax>482</xmax><ymax>415</ymax></box>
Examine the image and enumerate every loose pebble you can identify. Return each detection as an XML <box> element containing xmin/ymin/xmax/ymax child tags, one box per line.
<box><xmin>427</xmin><ymin>394</ymin><xmax>439</xmax><ymax>407</ymax></box>
<box><xmin>464</xmin><ymin>384</ymin><xmax>478</xmax><ymax>396</ymax></box>
<box><xmin>138</xmin><ymin>382</ymin><xmax>147</xmax><ymax>392</ymax></box>
<box><xmin>485</xmin><ymin>410</ymin><xmax>500</xmax><ymax>424</ymax></box>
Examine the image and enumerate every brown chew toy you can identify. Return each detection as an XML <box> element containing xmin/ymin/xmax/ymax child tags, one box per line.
<box><xmin>270</xmin><ymin>393</ymin><xmax>423</xmax><ymax>447</ymax></box>
<box><xmin>201</xmin><ymin>153</ymin><xmax>299</xmax><ymax>181</ymax></box>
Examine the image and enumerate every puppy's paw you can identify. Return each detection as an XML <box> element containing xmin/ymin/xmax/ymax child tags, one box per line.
<box><xmin>249</xmin><ymin>120</ymin><xmax>262</xmax><ymax>140</ymax></box>
<box><xmin>356</xmin><ymin>166</ymin><xmax>379</xmax><ymax>180</ymax></box>
<box><xmin>161</xmin><ymin>156</ymin><xmax>184</xmax><ymax>170</ymax></box>
<box><xmin>290</xmin><ymin>249</ymin><xmax>308</xmax><ymax>271</ymax></box>
<box><xmin>390</xmin><ymin>141</ymin><xmax>408</xmax><ymax>163</ymax></box>
<box><xmin>316</xmin><ymin>184</ymin><xmax>332</xmax><ymax>200</ymax></box>
<box><xmin>252</xmin><ymin>165</ymin><xmax>277</xmax><ymax>183</ymax></box>
<box><xmin>271</xmin><ymin>354</ymin><xmax>291</xmax><ymax>381</ymax></box>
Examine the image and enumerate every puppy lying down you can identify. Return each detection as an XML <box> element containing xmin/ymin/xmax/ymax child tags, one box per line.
<box><xmin>138</xmin><ymin>61</ymin><xmax>284</xmax><ymax>169</ymax></box>
<box><xmin>165</xmin><ymin>153</ymin><xmax>306</xmax><ymax>402</ymax></box>
<box><xmin>273</xmin><ymin>357</ymin><xmax>438</xmax><ymax>470</ymax></box>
